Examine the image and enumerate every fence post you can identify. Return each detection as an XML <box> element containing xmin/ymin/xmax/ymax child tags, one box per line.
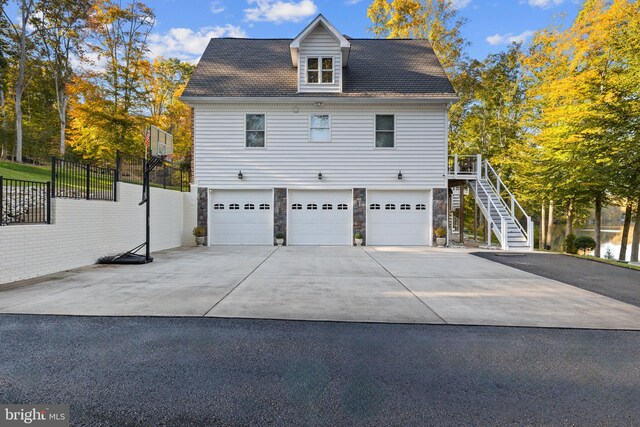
<box><xmin>0</xmin><ymin>176</ymin><xmax>3</xmax><ymax>226</ymax></box>
<box><xmin>114</xmin><ymin>151</ymin><xmax>120</xmax><ymax>202</ymax></box>
<box><xmin>86</xmin><ymin>163</ymin><xmax>90</xmax><ymax>200</ymax></box>
<box><xmin>51</xmin><ymin>156</ymin><xmax>56</xmax><ymax>198</ymax></box>
<box><xmin>46</xmin><ymin>181</ymin><xmax>51</xmax><ymax>224</ymax></box>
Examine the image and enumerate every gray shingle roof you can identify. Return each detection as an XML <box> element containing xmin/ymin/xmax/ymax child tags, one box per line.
<box><xmin>182</xmin><ymin>38</ymin><xmax>457</xmax><ymax>99</ymax></box>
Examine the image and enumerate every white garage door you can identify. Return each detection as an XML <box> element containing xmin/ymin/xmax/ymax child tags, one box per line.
<box><xmin>209</xmin><ymin>190</ymin><xmax>273</xmax><ymax>245</ymax></box>
<box><xmin>368</xmin><ymin>190</ymin><xmax>431</xmax><ymax>246</ymax></box>
<box><xmin>288</xmin><ymin>190</ymin><xmax>351</xmax><ymax>245</ymax></box>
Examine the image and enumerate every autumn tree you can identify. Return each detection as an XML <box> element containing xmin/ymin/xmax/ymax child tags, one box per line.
<box><xmin>141</xmin><ymin>57</ymin><xmax>194</xmax><ymax>160</ymax></box>
<box><xmin>68</xmin><ymin>0</ymin><xmax>155</xmax><ymax>161</ymax></box>
<box><xmin>2</xmin><ymin>0</ymin><xmax>36</xmax><ymax>162</ymax></box>
<box><xmin>31</xmin><ymin>0</ymin><xmax>90</xmax><ymax>155</ymax></box>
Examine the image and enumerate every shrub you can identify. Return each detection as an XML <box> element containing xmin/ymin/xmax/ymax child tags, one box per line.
<box><xmin>574</xmin><ymin>235</ymin><xmax>596</xmax><ymax>255</ymax></box>
<box><xmin>434</xmin><ymin>227</ymin><xmax>447</xmax><ymax>238</ymax></box>
<box><xmin>354</xmin><ymin>232</ymin><xmax>363</xmax><ymax>239</ymax></box>
<box><xmin>563</xmin><ymin>234</ymin><xmax>578</xmax><ymax>254</ymax></box>
<box><xmin>604</xmin><ymin>248</ymin><xmax>615</xmax><ymax>260</ymax></box>
<box><xmin>275</xmin><ymin>232</ymin><xmax>284</xmax><ymax>239</ymax></box>
<box><xmin>192</xmin><ymin>226</ymin><xmax>205</xmax><ymax>237</ymax></box>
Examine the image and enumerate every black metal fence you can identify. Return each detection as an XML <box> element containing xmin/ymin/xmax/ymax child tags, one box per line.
<box><xmin>117</xmin><ymin>152</ymin><xmax>189</xmax><ymax>192</ymax></box>
<box><xmin>0</xmin><ymin>176</ymin><xmax>51</xmax><ymax>226</ymax></box>
<box><xmin>51</xmin><ymin>157</ymin><xmax>117</xmax><ymax>201</ymax></box>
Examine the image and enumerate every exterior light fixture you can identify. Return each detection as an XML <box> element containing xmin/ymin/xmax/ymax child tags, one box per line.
<box><xmin>293</xmin><ymin>106</ymin><xmax>299</xmax><ymax>113</ymax></box>
<box><xmin>398</xmin><ymin>171</ymin><xmax>403</xmax><ymax>180</ymax></box>
<box><xmin>318</xmin><ymin>172</ymin><xmax>323</xmax><ymax>180</ymax></box>
<box><xmin>314</xmin><ymin>102</ymin><xmax>324</xmax><ymax>107</ymax></box>
<box><xmin>238</xmin><ymin>170</ymin><xmax>243</xmax><ymax>180</ymax></box>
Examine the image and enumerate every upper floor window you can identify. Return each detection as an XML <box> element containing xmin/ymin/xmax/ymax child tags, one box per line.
<box><xmin>375</xmin><ymin>114</ymin><xmax>395</xmax><ymax>148</ymax></box>
<box><xmin>246</xmin><ymin>114</ymin><xmax>265</xmax><ymax>148</ymax></box>
<box><xmin>307</xmin><ymin>57</ymin><xmax>333</xmax><ymax>84</ymax></box>
<box><xmin>310</xmin><ymin>114</ymin><xmax>330</xmax><ymax>142</ymax></box>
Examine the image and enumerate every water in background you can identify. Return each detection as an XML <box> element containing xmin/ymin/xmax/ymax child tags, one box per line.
<box><xmin>550</xmin><ymin>225</ymin><xmax>637</xmax><ymax>261</ymax></box>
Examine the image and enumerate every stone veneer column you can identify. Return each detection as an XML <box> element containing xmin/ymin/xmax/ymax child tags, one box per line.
<box><xmin>197</xmin><ymin>187</ymin><xmax>208</xmax><ymax>245</ymax></box>
<box><xmin>274</xmin><ymin>188</ymin><xmax>287</xmax><ymax>245</ymax></box>
<box><xmin>432</xmin><ymin>188</ymin><xmax>448</xmax><ymax>245</ymax></box>
<box><xmin>353</xmin><ymin>188</ymin><xmax>366</xmax><ymax>246</ymax></box>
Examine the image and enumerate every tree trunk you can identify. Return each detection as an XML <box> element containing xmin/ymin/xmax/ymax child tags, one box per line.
<box><xmin>60</xmin><ymin>118</ymin><xmax>66</xmax><ymax>155</ymax></box>
<box><xmin>14</xmin><ymin>0</ymin><xmax>33</xmax><ymax>163</ymax></box>
<box><xmin>546</xmin><ymin>200</ymin><xmax>554</xmax><ymax>250</ymax></box>
<box><xmin>619</xmin><ymin>201</ymin><xmax>633</xmax><ymax>261</ymax></box>
<box><xmin>631</xmin><ymin>198</ymin><xmax>640</xmax><ymax>263</ymax></box>
<box><xmin>540</xmin><ymin>202</ymin><xmax>546</xmax><ymax>250</ymax></box>
<box><xmin>0</xmin><ymin>86</ymin><xmax>5</xmax><ymax>159</ymax></box>
<box><xmin>565</xmin><ymin>199</ymin><xmax>573</xmax><ymax>236</ymax></box>
<box><xmin>594</xmin><ymin>194</ymin><xmax>602</xmax><ymax>258</ymax></box>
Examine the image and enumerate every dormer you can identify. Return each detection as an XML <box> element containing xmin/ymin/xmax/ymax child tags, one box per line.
<box><xmin>290</xmin><ymin>15</ymin><xmax>350</xmax><ymax>94</ymax></box>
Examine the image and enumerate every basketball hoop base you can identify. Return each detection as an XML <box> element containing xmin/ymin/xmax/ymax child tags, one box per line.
<box><xmin>98</xmin><ymin>243</ymin><xmax>153</xmax><ymax>265</ymax></box>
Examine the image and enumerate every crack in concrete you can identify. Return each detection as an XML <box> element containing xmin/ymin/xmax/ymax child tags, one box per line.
<box><xmin>202</xmin><ymin>247</ymin><xmax>280</xmax><ymax>317</ymax></box>
<box><xmin>361</xmin><ymin>248</ymin><xmax>448</xmax><ymax>324</ymax></box>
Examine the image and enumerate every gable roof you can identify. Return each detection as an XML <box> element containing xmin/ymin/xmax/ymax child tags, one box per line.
<box><xmin>289</xmin><ymin>14</ymin><xmax>351</xmax><ymax>67</ymax></box>
<box><xmin>182</xmin><ymin>38</ymin><xmax>458</xmax><ymax>102</ymax></box>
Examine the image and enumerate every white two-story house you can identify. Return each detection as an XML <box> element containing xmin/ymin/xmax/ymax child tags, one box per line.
<box><xmin>182</xmin><ymin>14</ymin><xmax>458</xmax><ymax>246</ymax></box>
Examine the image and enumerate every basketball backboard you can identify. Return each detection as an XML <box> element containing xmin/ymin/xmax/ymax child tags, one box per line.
<box><xmin>148</xmin><ymin>126</ymin><xmax>173</xmax><ymax>160</ymax></box>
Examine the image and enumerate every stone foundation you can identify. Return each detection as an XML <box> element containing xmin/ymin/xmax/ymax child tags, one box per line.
<box><xmin>432</xmin><ymin>188</ymin><xmax>448</xmax><ymax>244</ymax></box>
<box><xmin>353</xmin><ymin>188</ymin><xmax>366</xmax><ymax>245</ymax></box>
<box><xmin>197</xmin><ymin>187</ymin><xmax>208</xmax><ymax>245</ymax></box>
<box><xmin>274</xmin><ymin>188</ymin><xmax>287</xmax><ymax>245</ymax></box>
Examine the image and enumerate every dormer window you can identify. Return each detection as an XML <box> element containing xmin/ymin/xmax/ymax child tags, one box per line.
<box><xmin>307</xmin><ymin>57</ymin><xmax>333</xmax><ymax>84</ymax></box>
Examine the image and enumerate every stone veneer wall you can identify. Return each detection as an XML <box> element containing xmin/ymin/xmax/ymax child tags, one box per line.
<box><xmin>432</xmin><ymin>188</ymin><xmax>448</xmax><ymax>244</ymax></box>
<box><xmin>274</xmin><ymin>188</ymin><xmax>287</xmax><ymax>245</ymax></box>
<box><xmin>353</xmin><ymin>188</ymin><xmax>366</xmax><ymax>246</ymax></box>
<box><xmin>197</xmin><ymin>187</ymin><xmax>208</xmax><ymax>245</ymax></box>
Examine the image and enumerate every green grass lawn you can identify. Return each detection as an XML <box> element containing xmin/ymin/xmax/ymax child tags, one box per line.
<box><xmin>0</xmin><ymin>160</ymin><xmax>51</xmax><ymax>182</ymax></box>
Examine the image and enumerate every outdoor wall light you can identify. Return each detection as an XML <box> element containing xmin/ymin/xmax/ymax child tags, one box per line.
<box><xmin>238</xmin><ymin>170</ymin><xmax>243</xmax><ymax>180</ymax></box>
<box><xmin>318</xmin><ymin>171</ymin><xmax>323</xmax><ymax>180</ymax></box>
<box><xmin>293</xmin><ymin>106</ymin><xmax>299</xmax><ymax>113</ymax></box>
<box><xmin>398</xmin><ymin>171</ymin><xmax>403</xmax><ymax>180</ymax></box>
<box><xmin>314</xmin><ymin>102</ymin><xmax>324</xmax><ymax>107</ymax></box>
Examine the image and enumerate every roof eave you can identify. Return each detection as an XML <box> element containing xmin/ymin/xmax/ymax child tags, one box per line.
<box><xmin>180</xmin><ymin>95</ymin><xmax>460</xmax><ymax>106</ymax></box>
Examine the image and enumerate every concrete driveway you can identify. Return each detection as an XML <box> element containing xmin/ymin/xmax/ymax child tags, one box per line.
<box><xmin>2</xmin><ymin>246</ymin><xmax>640</xmax><ymax>329</ymax></box>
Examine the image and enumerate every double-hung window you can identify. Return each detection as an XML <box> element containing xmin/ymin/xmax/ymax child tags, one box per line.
<box><xmin>310</xmin><ymin>114</ymin><xmax>330</xmax><ymax>142</ymax></box>
<box><xmin>246</xmin><ymin>114</ymin><xmax>265</xmax><ymax>148</ymax></box>
<box><xmin>307</xmin><ymin>57</ymin><xmax>333</xmax><ymax>84</ymax></box>
<box><xmin>375</xmin><ymin>114</ymin><xmax>395</xmax><ymax>148</ymax></box>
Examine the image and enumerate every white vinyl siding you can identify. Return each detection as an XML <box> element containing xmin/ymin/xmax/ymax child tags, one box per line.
<box><xmin>299</xmin><ymin>26</ymin><xmax>341</xmax><ymax>93</ymax></box>
<box><xmin>193</xmin><ymin>103</ymin><xmax>448</xmax><ymax>189</ymax></box>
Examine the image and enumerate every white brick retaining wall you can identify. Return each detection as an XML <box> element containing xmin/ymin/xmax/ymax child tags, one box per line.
<box><xmin>0</xmin><ymin>183</ymin><xmax>197</xmax><ymax>284</ymax></box>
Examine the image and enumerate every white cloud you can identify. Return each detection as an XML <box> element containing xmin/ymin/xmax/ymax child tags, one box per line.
<box><xmin>210</xmin><ymin>1</ymin><xmax>225</xmax><ymax>14</ymax></box>
<box><xmin>148</xmin><ymin>25</ymin><xmax>248</xmax><ymax>62</ymax></box>
<box><xmin>448</xmin><ymin>0</ymin><xmax>471</xmax><ymax>9</ymax></box>
<box><xmin>345</xmin><ymin>0</ymin><xmax>364</xmax><ymax>4</ymax></box>
<box><xmin>244</xmin><ymin>0</ymin><xmax>318</xmax><ymax>23</ymax></box>
<box><xmin>527</xmin><ymin>0</ymin><xmax>564</xmax><ymax>8</ymax></box>
<box><xmin>486</xmin><ymin>30</ymin><xmax>534</xmax><ymax>45</ymax></box>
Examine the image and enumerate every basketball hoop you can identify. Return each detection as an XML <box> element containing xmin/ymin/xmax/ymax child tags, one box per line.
<box><xmin>148</xmin><ymin>125</ymin><xmax>174</xmax><ymax>164</ymax></box>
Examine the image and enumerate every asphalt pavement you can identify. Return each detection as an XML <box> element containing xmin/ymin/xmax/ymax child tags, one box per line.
<box><xmin>1</xmin><ymin>315</ymin><xmax>639</xmax><ymax>426</ymax></box>
<box><xmin>473</xmin><ymin>251</ymin><xmax>640</xmax><ymax>308</ymax></box>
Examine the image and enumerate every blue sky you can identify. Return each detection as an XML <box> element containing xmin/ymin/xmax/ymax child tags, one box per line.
<box><xmin>147</xmin><ymin>0</ymin><xmax>580</xmax><ymax>62</ymax></box>
<box><xmin>5</xmin><ymin>0</ymin><xmax>579</xmax><ymax>62</ymax></box>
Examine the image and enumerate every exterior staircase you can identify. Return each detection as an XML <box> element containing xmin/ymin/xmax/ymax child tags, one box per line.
<box><xmin>449</xmin><ymin>155</ymin><xmax>534</xmax><ymax>251</ymax></box>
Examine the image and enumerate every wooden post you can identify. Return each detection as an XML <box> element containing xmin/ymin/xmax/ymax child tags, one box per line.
<box><xmin>540</xmin><ymin>202</ymin><xmax>546</xmax><ymax>250</ymax></box>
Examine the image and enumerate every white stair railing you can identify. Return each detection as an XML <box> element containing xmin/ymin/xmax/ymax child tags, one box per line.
<box><xmin>471</xmin><ymin>179</ymin><xmax>509</xmax><ymax>249</ymax></box>
<box><xmin>481</xmin><ymin>160</ymin><xmax>533</xmax><ymax>250</ymax></box>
